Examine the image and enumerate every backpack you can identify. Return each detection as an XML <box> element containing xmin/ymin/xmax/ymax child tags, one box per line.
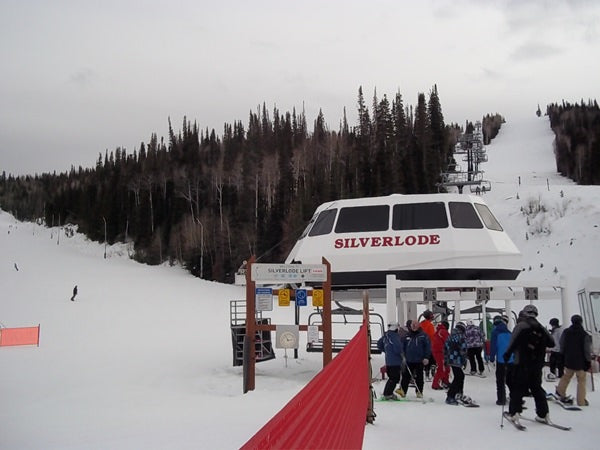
<box><xmin>523</xmin><ymin>319</ymin><xmax>547</xmax><ymax>361</ymax></box>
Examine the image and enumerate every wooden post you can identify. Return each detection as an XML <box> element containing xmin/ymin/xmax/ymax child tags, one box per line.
<box><xmin>322</xmin><ymin>257</ymin><xmax>332</xmax><ymax>366</ymax></box>
<box><xmin>364</xmin><ymin>291</ymin><xmax>376</xmax><ymax>424</ymax></box>
<box><xmin>244</xmin><ymin>256</ymin><xmax>256</xmax><ymax>392</ymax></box>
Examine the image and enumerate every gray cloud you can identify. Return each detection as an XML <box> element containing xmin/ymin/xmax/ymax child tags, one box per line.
<box><xmin>510</xmin><ymin>42</ymin><xmax>563</xmax><ymax>62</ymax></box>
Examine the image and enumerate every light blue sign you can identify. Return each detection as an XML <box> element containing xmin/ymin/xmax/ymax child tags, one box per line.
<box><xmin>295</xmin><ymin>289</ymin><xmax>307</xmax><ymax>306</ymax></box>
<box><xmin>255</xmin><ymin>287</ymin><xmax>273</xmax><ymax>311</ymax></box>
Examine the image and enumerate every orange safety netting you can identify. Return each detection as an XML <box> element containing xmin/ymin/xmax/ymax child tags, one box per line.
<box><xmin>0</xmin><ymin>325</ymin><xmax>40</xmax><ymax>347</ymax></box>
<box><xmin>241</xmin><ymin>323</ymin><xmax>369</xmax><ymax>450</ymax></box>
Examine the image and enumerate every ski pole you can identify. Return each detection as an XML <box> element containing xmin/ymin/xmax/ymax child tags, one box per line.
<box><xmin>500</xmin><ymin>399</ymin><xmax>505</xmax><ymax>428</ymax></box>
<box><xmin>404</xmin><ymin>360</ymin><xmax>427</xmax><ymax>404</ymax></box>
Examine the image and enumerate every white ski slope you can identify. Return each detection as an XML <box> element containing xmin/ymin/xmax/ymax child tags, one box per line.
<box><xmin>1</xmin><ymin>114</ymin><xmax>599</xmax><ymax>449</ymax></box>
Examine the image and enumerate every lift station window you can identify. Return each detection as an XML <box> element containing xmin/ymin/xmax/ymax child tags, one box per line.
<box><xmin>590</xmin><ymin>292</ymin><xmax>600</xmax><ymax>333</ymax></box>
<box><xmin>335</xmin><ymin>205</ymin><xmax>389</xmax><ymax>233</ymax></box>
<box><xmin>308</xmin><ymin>209</ymin><xmax>338</xmax><ymax>237</ymax></box>
<box><xmin>392</xmin><ymin>202</ymin><xmax>448</xmax><ymax>230</ymax></box>
<box><xmin>449</xmin><ymin>202</ymin><xmax>484</xmax><ymax>229</ymax></box>
<box><xmin>474</xmin><ymin>203</ymin><xmax>503</xmax><ymax>231</ymax></box>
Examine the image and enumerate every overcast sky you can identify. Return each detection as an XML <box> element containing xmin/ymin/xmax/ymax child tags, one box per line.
<box><xmin>1</xmin><ymin>0</ymin><xmax>599</xmax><ymax>176</ymax></box>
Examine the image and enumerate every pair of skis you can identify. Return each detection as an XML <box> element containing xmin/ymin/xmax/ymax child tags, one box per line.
<box><xmin>546</xmin><ymin>393</ymin><xmax>582</xmax><ymax>411</ymax></box>
<box><xmin>503</xmin><ymin>412</ymin><xmax>571</xmax><ymax>431</ymax></box>
<box><xmin>456</xmin><ymin>394</ymin><xmax>479</xmax><ymax>407</ymax></box>
<box><xmin>376</xmin><ymin>395</ymin><xmax>434</xmax><ymax>403</ymax></box>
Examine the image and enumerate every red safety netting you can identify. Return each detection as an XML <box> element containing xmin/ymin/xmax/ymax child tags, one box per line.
<box><xmin>0</xmin><ymin>325</ymin><xmax>40</xmax><ymax>347</ymax></box>
<box><xmin>241</xmin><ymin>323</ymin><xmax>369</xmax><ymax>450</ymax></box>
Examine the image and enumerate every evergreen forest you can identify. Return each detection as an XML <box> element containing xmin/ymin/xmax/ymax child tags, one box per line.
<box><xmin>2</xmin><ymin>86</ymin><xmax>595</xmax><ymax>284</ymax></box>
<box><xmin>546</xmin><ymin>100</ymin><xmax>600</xmax><ymax>185</ymax></box>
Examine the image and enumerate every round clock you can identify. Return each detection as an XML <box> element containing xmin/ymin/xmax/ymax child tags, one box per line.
<box><xmin>279</xmin><ymin>330</ymin><xmax>298</xmax><ymax>349</ymax></box>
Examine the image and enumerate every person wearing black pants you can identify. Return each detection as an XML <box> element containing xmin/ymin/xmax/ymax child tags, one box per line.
<box><xmin>548</xmin><ymin>318</ymin><xmax>564</xmax><ymax>379</ymax></box>
<box><xmin>377</xmin><ymin>323</ymin><xmax>405</xmax><ymax>400</ymax></box>
<box><xmin>444</xmin><ymin>321</ymin><xmax>468</xmax><ymax>405</ymax></box>
<box><xmin>397</xmin><ymin>320</ymin><xmax>431</xmax><ymax>398</ymax></box>
<box><xmin>489</xmin><ymin>315</ymin><xmax>514</xmax><ymax>405</ymax></box>
<box><xmin>448</xmin><ymin>365</ymin><xmax>465</xmax><ymax>402</ymax></box>
<box><xmin>504</xmin><ymin>305</ymin><xmax>554</xmax><ymax>424</ymax></box>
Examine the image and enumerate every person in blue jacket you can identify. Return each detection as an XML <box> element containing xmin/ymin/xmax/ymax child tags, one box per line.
<box><xmin>377</xmin><ymin>322</ymin><xmax>405</xmax><ymax>400</ymax></box>
<box><xmin>489</xmin><ymin>315</ymin><xmax>514</xmax><ymax>405</ymax></box>
<box><xmin>397</xmin><ymin>320</ymin><xmax>431</xmax><ymax>398</ymax></box>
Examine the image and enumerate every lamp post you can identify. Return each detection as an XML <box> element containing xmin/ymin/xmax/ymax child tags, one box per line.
<box><xmin>197</xmin><ymin>219</ymin><xmax>204</xmax><ymax>278</ymax></box>
<box><xmin>102</xmin><ymin>216</ymin><xmax>107</xmax><ymax>259</ymax></box>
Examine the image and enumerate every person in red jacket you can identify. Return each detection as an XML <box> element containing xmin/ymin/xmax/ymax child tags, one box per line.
<box><xmin>420</xmin><ymin>310</ymin><xmax>436</xmax><ymax>380</ymax></box>
<box><xmin>432</xmin><ymin>321</ymin><xmax>451</xmax><ymax>389</ymax></box>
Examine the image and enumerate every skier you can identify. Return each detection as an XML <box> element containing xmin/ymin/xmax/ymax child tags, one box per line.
<box><xmin>503</xmin><ymin>305</ymin><xmax>554</xmax><ymax>425</ymax></box>
<box><xmin>431</xmin><ymin>320</ymin><xmax>450</xmax><ymax>390</ymax></box>
<box><xmin>489</xmin><ymin>315</ymin><xmax>513</xmax><ymax>405</ymax></box>
<box><xmin>547</xmin><ymin>318</ymin><xmax>564</xmax><ymax>380</ymax></box>
<box><xmin>444</xmin><ymin>321</ymin><xmax>468</xmax><ymax>405</ymax></box>
<box><xmin>377</xmin><ymin>323</ymin><xmax>405</xmax><ymax>400</ymax></box>
<box><xmin>555</xmin><ymin>314</ymin><xmax>592</xmax><ymax>406</ymax></box>
<box><xmin>396</xmin><ymin>320</ymin><xmax>431</xmax><ymax>399</ymax></box>
<box><xmin>71</xmin><ymin>285</ymin><xmax>78</xmax><ymax>301</ymax></box>
<box><xmin>465</xmin><ymin>320</ymin><xmax>485</xmax><ymax>375</ymax></box>
<box><xmin>420</xmin><ymin>310</ymin><xmax>436</xmax><ymax>381</ymax></box>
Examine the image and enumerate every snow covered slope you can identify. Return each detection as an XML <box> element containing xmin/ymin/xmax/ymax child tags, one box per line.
<box><xmin>1</xmin><ymin>115</ymin><xmax>599</xmax><ymax>449</ymax></box>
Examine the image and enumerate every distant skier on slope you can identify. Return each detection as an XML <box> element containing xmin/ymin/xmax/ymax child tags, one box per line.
<box><xmin>71</xmin><ymin>285</ymin><xmax>78</xmax><ymax>301</ymax></box>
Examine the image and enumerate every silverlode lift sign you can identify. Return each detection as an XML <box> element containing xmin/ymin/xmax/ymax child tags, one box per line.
<box><xmin>251</xmin><ymin>263</ymin><xmax>327</xmax><ymax>284</ymax></box>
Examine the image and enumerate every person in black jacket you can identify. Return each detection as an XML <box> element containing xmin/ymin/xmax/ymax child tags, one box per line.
<box><xmin>503</xmin><ymin>305</ymin><xmax>554</xmax><ymax>425</ymax></box>
<box><xmin>397</xmin><ymin>320</ymin><xmax>431</xmax><ymax>399</ymax></box>
<box><xmin>555</xmin><ymin>314</ymin><xmax>592</xmax><ymax>406</ymax></box>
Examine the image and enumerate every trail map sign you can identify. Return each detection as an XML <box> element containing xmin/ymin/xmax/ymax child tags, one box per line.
<box><xmin>251</xmin><ymin>264</ymin><xmax>327</xmax><ymax>284</ymax></box>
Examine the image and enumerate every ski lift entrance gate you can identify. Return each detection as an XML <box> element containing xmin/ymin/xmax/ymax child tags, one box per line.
<box><xmin>385</xmin><ymin>275</ymin><xmax>569</xmax><ymax>339</ymax></box>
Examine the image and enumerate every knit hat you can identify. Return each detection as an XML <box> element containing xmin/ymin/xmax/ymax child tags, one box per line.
<box><xmin>522</xmin><ymin>304</ymin><xmax>538</xmax><ymax>317</ymax></box>
<box><xmin>388</xmin><ymin>322</ymin><xmax>400</xmax><ymax>331</ymax></box>
<box><xmin>571</xmin><ymin>314</ymin><xmax>583</xmax><ymax>326</ymax></box>
<box><xmin>493</xmin><ymin>315</ymin><xmax>509</xmax><ymax>325</ymax></box>
<box><xmin>549</xmin><ymin>318</ymin><xmax>559</xmax><ymax>327</ymax></box>
<box><xmin>455</xmin><ymin>321</ymin><xmax>466</xmax><ymax>332</ymax></box>
<box><xmin>423</xmin><ymin>310</ymin><xmax>434</xmax><ymax>320</ymax></box>
<box><xmin>441</xmin><ymin>320</ymin><xmax>450</xmax><ymax>330</ymax></box>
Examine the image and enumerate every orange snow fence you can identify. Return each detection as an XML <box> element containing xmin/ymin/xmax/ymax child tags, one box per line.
<box><xmin>241</xmin><ymin>323</ymin><xmax>370</xmax><ymax>450</ymax></box>
<box><xmin>0</xmin><ymin>325</ymin><xmax>40</xmax><ymax>347</ymax></box>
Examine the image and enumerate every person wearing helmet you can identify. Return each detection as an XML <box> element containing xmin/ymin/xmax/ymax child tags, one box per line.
<box><xmin>443</xmin><ymin>321</ymin><xmax>468</xmax><ymax>405</ymax></box>
<box><xmin>489</xmin><ymin>315</ymin><xmax>513</xmax><ymax>405</ymax></box>
<box><xmin>377</xmin><ymin>323</ymin><xmax>405</xmax><ymax>400</ymax></box>
<box><xmin>503</xmin><ymin>304</ymin><xmax>555</xmax><ymax>426</ymax></box>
